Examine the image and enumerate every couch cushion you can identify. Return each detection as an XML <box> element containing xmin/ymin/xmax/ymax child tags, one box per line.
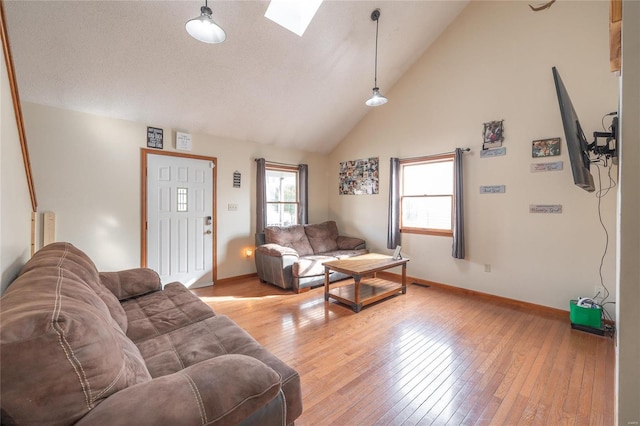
<box><xmin>305</xmin><ymin>221</ymin><xmax>339</xmax><ymax>254</ymax></box>
<box><xmin>135</xmin><ymin>314</ymin><xmax>302</xmax><ymax>425</ymax></box>
<box><xmin>291</xmin><ymin>255</ymin><xmax>336</xmax><ymax>278</ymax></box>
<box><xmin>337</xmin><ymin>235</ymin><xmax>366</xmax><ymax>250</ymax></box>
<box><xmin>292</xmin><ymin>250</ymin><xmax>369</xmax><ymax>278</ymax></box>
<box><xmin>73</xmin><ymin>355</ymin><xmax>283</xmax><ymax>426</ymax></box>
<box><xmin>122</xmin><ymin>282</ymin><xmax>216</xmax><ymax>343</ymax></box>
<box><xmin>321</xmin><ymin>248</ymin><xmax>370</xmax><ymax>260</ymax></box>
<box><xmin>99</xmin><ymin>268</ymin><xmax>162</xmax><ymax>301</ymax></box>
<box><xmin>265</xmin><ymin>224</ymin><xmax>314</xmax><ymax>256</ymax></box>
<box><xmin>0</xmin><ymin>260</ymin><xmax>151</xmax><ymax>425</ymax></box>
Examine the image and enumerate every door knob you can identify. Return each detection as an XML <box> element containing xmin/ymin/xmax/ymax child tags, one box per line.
<box><xmin>205</xmin><ymin>230</ymin><xmax>212</xmax><ymax>235</ymax></box>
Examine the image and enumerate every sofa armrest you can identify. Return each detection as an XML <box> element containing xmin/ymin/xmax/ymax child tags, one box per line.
<box><xmin>337</xmin><ymin>236</ymin><xmax>366</xmax><ymax>250</ymax></box>
<box><xmin>99</xmin><ymin>269</ymin><xmax>161</xmax><ymax>301</ymax></box>
<box><xmin>255</xmin><ymin>244</ymin><xmax>299</xmax><ymax>290</ymax></box>
<box><xmin>75</xmin><ymin>354</ymin><xmax>283</xmax><ymax>426</ymax></box>
<box><xmin>256</xmin><ymin>243</ymin><xmax>299</xmax><ymax>257</ymax></box>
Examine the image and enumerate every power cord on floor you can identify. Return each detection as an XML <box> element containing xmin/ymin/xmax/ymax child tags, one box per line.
<box><xmin>601</xmin><ymin>301</ymin><xmax>616</xmax><ymax>338</ymax></box>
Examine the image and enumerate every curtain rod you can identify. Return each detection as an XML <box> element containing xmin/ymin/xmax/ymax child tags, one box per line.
<box><xmin>254</xmin><ymin>158</ymin><xmax>300</xmax><ymax>167</ymax></box>
<box><xmin>398</xmin><ymin>147</ymin><xmax>471</xmax><ymax>161</ymax></box>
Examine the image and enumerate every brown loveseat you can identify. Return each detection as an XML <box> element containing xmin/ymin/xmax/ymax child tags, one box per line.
<box><xmin>255</xmin><ymin>221</ymin><xmax>368</xmax><ymax>293</ymax></box>
<box><xmin>0</xmin><ymin>242</ymin><xmax>302</xmax><ymax>425</ymax></box>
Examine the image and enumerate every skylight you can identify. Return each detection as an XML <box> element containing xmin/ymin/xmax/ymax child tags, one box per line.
<box><xmin>264</xmin><ymin>0</ymin><xmax>324</xmax><ymax>37</ymax></box>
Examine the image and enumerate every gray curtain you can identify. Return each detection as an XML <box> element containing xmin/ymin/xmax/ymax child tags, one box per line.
<box><xmin>387</xmin><ymin>157</ymin><xmax>401</xmax><ymax>249</ymax></box>
<box><xmin>256</xmin><ymin>158</ymin><xmax>266</xmax><ymax>239</ymax></box>
<box><xmin>298</xmin><ymin>164</ymin><xmax>309</xmax><ymax>225</ymax></box>
<box><xmin>452</xmin><ymin>148</ymin><xmax>465</xmax><ymax>259</ymax></box>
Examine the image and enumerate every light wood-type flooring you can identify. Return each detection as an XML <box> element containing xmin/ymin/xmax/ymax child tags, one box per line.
<box><xmin>192</xmin><ymin>277</ymin><xmax>614</xmax><ymax>425</ymax></box>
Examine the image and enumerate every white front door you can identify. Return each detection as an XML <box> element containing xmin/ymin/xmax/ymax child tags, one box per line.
<box><xmin>146</xmin><ymin>153</ymin><xmax>214</xmax><ymax>288</ymax></box>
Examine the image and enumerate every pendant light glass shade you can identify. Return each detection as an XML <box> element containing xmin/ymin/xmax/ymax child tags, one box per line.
<box><xmin>186</xmin><ymin>3</ymin><xmax>226</xmax><ymax>44</ymax></box>
<box><xmin>366</xmin><ymin>87</ymin><xmax>388</xmax><ymax>106</ymax></box>
<box><xmin>365</xmin><ymin>9</ymin><xmax>387</xmax><ymax>107</ymax></box>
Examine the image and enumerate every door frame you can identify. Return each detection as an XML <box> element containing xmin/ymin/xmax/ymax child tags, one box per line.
<box><xmin>140</xmin><ymin>148</ymin><xmax>218</xmax><ymax>282</ymax></box>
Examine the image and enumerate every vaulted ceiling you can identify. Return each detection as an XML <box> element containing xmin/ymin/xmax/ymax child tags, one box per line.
<box><xmin>4</xmin><ymin>0</ymin><xmax>468</xmax><ymax>153</ymax></box>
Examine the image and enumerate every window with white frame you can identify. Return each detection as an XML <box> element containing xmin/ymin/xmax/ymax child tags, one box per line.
<box><xmin>400</xmin><ymin>154</ymin><xmax>455</xmax><ymax>236</ymax></box>
<box><xmin>266</xmin><ymin>166</ymin><xmax>299</xmax><ymax>226</ymax></box>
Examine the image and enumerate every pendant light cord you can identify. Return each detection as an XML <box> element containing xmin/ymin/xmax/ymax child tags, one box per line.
<box><xmin>365</xmin><ymin>8</ymin><xmax>387</xmax><ymax>106</ymax></box>
<box><xmin>374</xmin><ymin>14</ymin><xmax>379</xmax><ymax>88</ymax></box>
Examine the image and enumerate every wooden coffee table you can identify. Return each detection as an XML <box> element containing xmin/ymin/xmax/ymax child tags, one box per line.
<box><xmin>323</xmin><ymin>253</ymin><xmax>409</xmax><ymax>313</ymax></box>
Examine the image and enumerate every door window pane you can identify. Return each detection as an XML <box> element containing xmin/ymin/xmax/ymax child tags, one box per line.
<box><xmin>177</xmin><ymin>188</ymin><xmax>188</xmax><ymax>212</ymax></box>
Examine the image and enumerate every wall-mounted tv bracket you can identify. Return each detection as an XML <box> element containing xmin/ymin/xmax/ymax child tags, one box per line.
<box><xmin>589</xmin><ymin>113</ymin><xmax>618</xmax><ymax>159</ymax></box>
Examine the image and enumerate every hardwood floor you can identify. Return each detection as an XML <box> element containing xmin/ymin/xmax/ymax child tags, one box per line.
<box><xmin>192</xmin><ymin>277</ymin><xmax>615</xmax><ymax>425</ymax></box>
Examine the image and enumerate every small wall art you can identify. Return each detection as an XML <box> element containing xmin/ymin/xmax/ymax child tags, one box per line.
<box><xmin>480</xmin><ymin>147</ymin><xmax>507</xmax><ymax>158</ymax></box>
<box><xmin>530</xmin><ymin>161</ymin><xmax>563</xmax><ymax>172</ymax></box>
<box><xmin>176</xmin><ymin>132</ymin><xmax>192</xmax><ymax>151</ymax></box>
<box><xmin>147</xmin><ymin>127</ymin><xmax>163</xmax><ymax>149</ymax></box>
<box><xmin>480</xmin><ymin>185</ymin><xmax>506</xmax><ymax>194</ymax></box>
<box><xmin>532</xmin><ymin>137</ymin><xmax>561</xmax><ymax>157</ymax></box>
<box><xmin>482</xmin><ymin>120</ymin><xmax>504</xmax><ymax>150</ymax></box>
<box><xmin>529</xmin><ymin>204</ymin><xmax>562</xmax><ymax>214</ymax></box>
<box><xmin>529</xmin><ymin>204</ymin><xmax>563</xmax><ymax>214</ymax></box>
<box><xmin>339</xmin><ymin>157</ymin><xmax>379</xmax><ymax>195</ymax></box>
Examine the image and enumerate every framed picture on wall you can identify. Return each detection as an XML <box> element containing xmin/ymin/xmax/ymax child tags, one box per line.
<box><xmin>338</xmin><ymin>157</ymin><xmax>379</xmax><ymax>195</ymax></box>
<box><xmin>482</xmin><ymin>120</ymin><xmax>504</xmax><ymax>150</ymax></box>
<box><xmin>532</xmin><ymin>137</ymin><xmax>561</xmax><ymax>157</ymax></box>
<box><xmin>147</xmin><ymin>127</ymin><xmax>163</xmax><ymax>149</ymax></box>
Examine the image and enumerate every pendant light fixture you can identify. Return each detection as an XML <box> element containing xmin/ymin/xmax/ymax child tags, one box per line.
<box><xmin>365</xmin><ymin>9</ymin><xmax>388</xmax><ymax>107</ymax></box>
<box><xmin>186</xmin><ymin>0</ymin><xmax>226</xmax><ymax>44</ymax></box>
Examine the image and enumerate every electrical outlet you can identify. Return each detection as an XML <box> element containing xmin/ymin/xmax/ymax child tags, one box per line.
<box><xmin>593</xmin><ymin>285</ymin><xmax>605</xmax><ymax>298</ymax></box>
<box><xmin>484</xmin><ymin>264</ymin><xmax>491</xmax><ymax>272</ymax></box>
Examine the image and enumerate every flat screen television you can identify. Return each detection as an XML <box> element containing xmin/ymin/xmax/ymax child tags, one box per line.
<box><xmin>552</xmin><ymin>66</ymin><xmax>596</xmax><ymax>192</ymax></box>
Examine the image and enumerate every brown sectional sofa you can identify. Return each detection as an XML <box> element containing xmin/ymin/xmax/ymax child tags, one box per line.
<box><xmin>0</xmin><ymin>242</ymin><xmax>302</xmax><ymax>425</ymax></box>
<box><xmin>255</xmin><ymin>221</ymin><xmax>368</xmax><ymax>292</ymax></box>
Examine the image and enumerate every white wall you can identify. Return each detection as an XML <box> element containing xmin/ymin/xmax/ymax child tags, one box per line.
<box><xmin>616</xmin><ymin>0</ymin><xmax>640</xmax><ymax>422</ymax></box>
<box><xmin>22</xmin><ymin>102</ymin><xmax>329</xmax><ymax>279</ymax></box>
<box><xmin>1</xmin><ymin>49</ymin><xmax>33</xmax><ymax>294</ymax></box>
<box><xmin>329</xmin><ymin>1</ymin><xmax>618</xmax><ymax>313</ymax></box>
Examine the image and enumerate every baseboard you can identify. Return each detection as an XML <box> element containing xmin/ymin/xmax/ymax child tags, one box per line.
<box><xmin>377</xmin><ymin>271</ymin><xmax>569</xmax><ymax>320</ymax></box>
<box><xmin>215</xmin><ymin>273</ymin><xmax>258</xmax><ymax>285</ymax></box>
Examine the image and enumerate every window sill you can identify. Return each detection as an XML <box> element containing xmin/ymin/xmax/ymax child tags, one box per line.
<box><xmin>401</xmin><ymin>228</ymin><xmax>453</xmax><ymax>237</ymax></box>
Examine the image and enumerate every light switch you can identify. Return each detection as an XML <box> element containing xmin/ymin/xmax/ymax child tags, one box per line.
<box><xmin>228</xmin><ymin>203</ymin><xmax>238</xmax><ymax>211</ymax></box>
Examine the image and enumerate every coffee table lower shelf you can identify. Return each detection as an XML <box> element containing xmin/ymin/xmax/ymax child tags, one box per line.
<box><xmin>324</xmin><ymin>278</ymin><xmax>405</xmax><ymax>313</ymax></box>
